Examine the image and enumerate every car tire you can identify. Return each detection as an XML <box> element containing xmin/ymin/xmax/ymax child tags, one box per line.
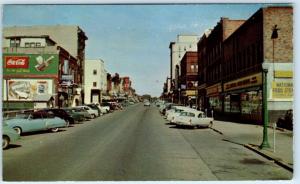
<box><xmin>91</xmin><ymin>114</ymin><xmax>96</xmax><ymax>119</ymax></box>
<box><xmin>65</xmin><ymin>120</ymin><xmax>70</xmax><ymax>127</ymax></box>
<box><xmin>50</xmin><ymin>127</ymin><xmax>59</xmax><ymax>133</ymax></box>
<box><xmin>3</xmin><ymin>136</ymin><xmax>10</xmax><ymax>149</ymax></box>
<box><xmin>208</xmin><ymin>121</ymin><xmax>213</xmax><ymax>128</ymax></box>
<box><xmin>13</xmin><ymin>127</ymin><xmax>22</xmax><ymax>135</ymax></box>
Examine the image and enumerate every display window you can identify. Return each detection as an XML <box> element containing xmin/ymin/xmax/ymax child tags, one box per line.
<box><xmin>241</xmin><ymin>90</ymin><xmax>262</xmax><ymax>115</ymax></box>
<box><xmin>209</xmin><ymin>96</ymin><xmax>222</xmax><ymax>111</ymax></box>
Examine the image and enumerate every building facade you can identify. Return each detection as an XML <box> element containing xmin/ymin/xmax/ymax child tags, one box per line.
<box><xmin>169</xmin><ymin>34</ymin><xmax>199</xmax><ymax>103</ymax></box>
<box><xmin>179</xmin><ymin>51</ymin><xmax>198</xmax><ymax>106</ymax></box>
<box><xmin>2</xmin><ymin>35</ymin><xmax>77</xmax><ymax>109</ymax></box>
<box><xmin>197</xmin><ymin>6</ymin><xmax>293</xmax><ymax>123</ymax></box>
<box><xmin>84</xmin><ymin>59</ymin><xmax>107</xmax><ymax>104</ymax></box>
<box><xmin>3</xmin><ymin>25</ymin><xmax>88</xmax><ymax>107</ymax></box>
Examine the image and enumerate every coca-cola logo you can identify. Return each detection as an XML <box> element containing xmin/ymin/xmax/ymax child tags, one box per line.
<box><xmin>5</xmin><ymin>56</ymin><xmax>29</xmax><ymax>68</ymax></box>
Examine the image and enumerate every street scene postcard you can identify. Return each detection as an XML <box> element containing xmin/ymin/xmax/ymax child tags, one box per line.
<box><xmin>1</xmin><ymin>2</ymin><xmax>295</xmax><ymax>183</ymax></box>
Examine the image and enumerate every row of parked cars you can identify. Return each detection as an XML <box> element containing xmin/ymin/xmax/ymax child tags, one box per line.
<box><xmin>156</xmin><ymin>101</ymin><xmax>214</xmax><ymax>128</ymax></box>
<box><xmin>2</xmin><ymin>101</ymin><xmax>134</xmax><ymax>149</ymax></box>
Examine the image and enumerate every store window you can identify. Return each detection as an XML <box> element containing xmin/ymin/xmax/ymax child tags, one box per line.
<box><xmin>209</xmin><ymin>96</ymin><xmax>222</xmax><ymax>111</ymax></box>
<box><xmin>241</xmin><ymin>90</ymin><xmax>262</xmax><ymax>115</ymax></box>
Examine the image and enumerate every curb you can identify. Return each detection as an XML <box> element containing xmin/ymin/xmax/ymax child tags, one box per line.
<box><xmin>244</xmin><ymin>144</ymin><xmax>293</xmax><ymax>172</ymax></box>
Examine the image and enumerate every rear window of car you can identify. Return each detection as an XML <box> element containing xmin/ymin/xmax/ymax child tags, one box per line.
<box><xmin>188</xmin><ymin>113</ymin><xmax>195</xmax><ymax>117</ymax></box>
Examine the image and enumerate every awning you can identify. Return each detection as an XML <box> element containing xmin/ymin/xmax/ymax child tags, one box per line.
<box><xmin>221</xmin><ymin>86</ymin><xmax>261</xmax><ymax>95</ymax></box>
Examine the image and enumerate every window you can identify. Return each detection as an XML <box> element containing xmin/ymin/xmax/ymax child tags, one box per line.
<box><xmin>36</xmin><ymin>42</ymin><xmax>42</xmax><ymax>47</ymax></box>
<box><xmin>10</xmin><ymin>39</ymin><xmax>20</xmax><ymax>47</ymax></box>
<box><xmin>93</xmin><ymin>82</ymin><xmax>97</xmax><ymax>87</ymax></box>
<box><xmin>93</xmin><ymin>70</ymin><xmax>97</xmax><ymax>75</ymax></box>
<box><xmin>25</xmin><ymin>42</ymin><xmax>30</xmax><ymax>48</ymax></box>
<box><xmin>191</xmin><ymin>65</ymin><xmax>195</xmax><ymax>70</ymax></box>
<box><xmin>30</xmin><ymin>42</ymin><xmax>36</xmax><ymax>47</ymax></box>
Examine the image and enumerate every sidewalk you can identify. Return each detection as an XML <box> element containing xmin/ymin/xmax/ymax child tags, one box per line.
<box><xmin>211</xmin><ymin>120</ymin><xmax>293</xmax><ymax>171</ymax></box>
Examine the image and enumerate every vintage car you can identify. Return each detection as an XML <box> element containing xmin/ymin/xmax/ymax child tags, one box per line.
<box><xmin>4</xmin><ymin>111</ymin><xmax>67</xmax><ymax>135</ymax></box>
<box><xmin>175</xmin><ymin>110</ymin><xmax>214</xmax><ymax>128</ymax></box>
<box><xmin>42</xmin><ymin>108</ymin><xmax>75</xmax><ymax>125</ymax></box>
<box><xmin>144</xmin><ymin>101</ymin><xmax>151</xmax><ymax>106</ymax></box>
<box><xmin>167</xmin><ymin>107</ymin><xmax>198</xmax><ymax>123</ymax></box>
<box><xmin>70</xmin><ymin>107</ymin><xmax>92</xmax><ymax>119</ymax></box>
<box><xmin>3</xmin><ymin>122</ymin><xmax>20</xmax><ymax>149</ymax></box>
<box><xmin>62</xmin><ymin>108</ymin><xmax>85</xmax><ymax>122</ymax></box>
<box><xmin>75</xmin><ymin>105</ymin><xmax>99</xmax><ymax>118</ymax></box>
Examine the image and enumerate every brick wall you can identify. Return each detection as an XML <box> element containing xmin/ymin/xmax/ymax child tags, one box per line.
<box><xmin>263</xmin><ymin>7</ymin><xmax>293</xmax><ymax>63</ymax></box>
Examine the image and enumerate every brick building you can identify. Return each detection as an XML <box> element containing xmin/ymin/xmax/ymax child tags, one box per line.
<box><xmin>197</xmin><ymin>6</ymin><xmax>293</xmax><ymax>124</ymax></box>
<box><xmin>222</xmin><ymin>6</ymin><xmax>293</xmax><ymax>123</ymax></box>
<box><xmin>197</xmin><ymin>18</ymin><xmax>245</xmax><ymax>112</ymax></box>
<box><xmin>180</xmin><ymin>51</ymin><xmax>198</xmax><ymax>106</ymax></box>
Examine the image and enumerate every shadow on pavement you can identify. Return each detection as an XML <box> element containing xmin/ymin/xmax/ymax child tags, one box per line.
<box><xmin>3</xmin><ymin>144</ymin><xmax>22</xmax><ymax>150</ymax></box>
<box><xmin>22</xmin><ymin>129</ymin><xmax>67</xmax><ymax>136</ymax></box>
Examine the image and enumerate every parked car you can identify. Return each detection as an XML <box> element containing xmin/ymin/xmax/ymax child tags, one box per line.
<box><xmin>3</xmin><ymin>122</ymin><xmax>20</xmax><ymax>149</ymax></box>
<box><xmin>43</xmin><ymin>108</ymin><xmax>75</xmax><ymax>126</ymax></box>
<box><xmin>175</xmin><ymin>110</ymin><xmax>214</xmax><ymax>128</ymax></box>
<box><xmin>101</xmin><ymin>102</ymin><xmax>112</xmax><ymax>112</ymax></box>
<box><xmin>277</xmin><ymin>109</ymin><xmax>293</xmax><ymax>130</ymax></box>
<box><xmin>62</xmin><ymin>108</ymin><xmax>85</xmax><ymax>122</ymax></box>
<box><xmin>70</xmin><ymin>107</ymin><xmax>92</xmax><ymax>119</ymax></box>
<box><xmin>167</xmin><ymin>106</ymin><xmax>197</xmax><ymax>123</ymax></box>
<box><xmin>76</xmin><ymin>105</ymin><xmax>99</xmax><ymax>118</ymax></box>
<box><xmin>4</xmin><ymin>111</ymin><xmax>67</xmax><ymax>135</ymax></box>
<box><xmin>86</xmin><ymin>104</ymin><xmax>102</xmax><ymax>116</ymax></box>
<box><xmin>94</xmin><ymin>103</ymin><xmax>109</xmax><ymax>114</ymax></box>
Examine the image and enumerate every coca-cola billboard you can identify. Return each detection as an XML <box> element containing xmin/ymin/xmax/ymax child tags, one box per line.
<box><xmin>5</xmin><ymin>56</ymin><xmax>29</xmax><ymax>69</ymax></box>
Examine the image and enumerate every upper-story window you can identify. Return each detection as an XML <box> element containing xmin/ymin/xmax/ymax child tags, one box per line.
<box><xmin>93</xmin><ymin>82</ymin><xmax>97</xmax><ymax>87</ymax></box>
<box><xmin>10</xmin><ymin>39</ymin><xmax>20</xmax><ymax>47</ymax></box>
<box><xmin>93</xmin><ymin>70</ymin><xmax>97</xmax><ymax>75</ymax></box>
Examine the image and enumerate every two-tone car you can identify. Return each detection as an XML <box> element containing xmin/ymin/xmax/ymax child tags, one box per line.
<box><xmin>4</xmin><ymin>111</ymin><xmax>67</xmax><ymax>135</ymax></box>
<box><xmin>175</xmin><ymin>110</ymin><xmax>214</xmax><ymax>128</ymax></box>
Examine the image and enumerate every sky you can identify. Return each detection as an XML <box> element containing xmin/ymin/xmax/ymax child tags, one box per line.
<box><xmin>2</xmin><ymin>3</ymin><xmax>284</xmax><ymax>96</ymax></box>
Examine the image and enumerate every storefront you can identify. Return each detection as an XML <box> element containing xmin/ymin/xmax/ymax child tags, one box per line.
<box><xmin>206</xmin><ymin>83</ymin><xmax>222</xmax><ymax>112</ymax></box>
<box><xmin>223</xmin><ymin>73</ymin><xmax>263</xmax><ymax>123</ymax></box>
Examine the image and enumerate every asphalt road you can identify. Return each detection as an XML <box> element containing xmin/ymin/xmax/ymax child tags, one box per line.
<box><xmin>2</xmin><ymin>103</ymin><xmax>292</xmax><ymax>181</ymax></box>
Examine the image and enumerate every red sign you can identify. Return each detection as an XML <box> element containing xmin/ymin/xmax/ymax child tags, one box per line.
<box><xmin>5</xmin><ymin>56</ymin><xmax>29</xmax><ymax>69</ymax></box>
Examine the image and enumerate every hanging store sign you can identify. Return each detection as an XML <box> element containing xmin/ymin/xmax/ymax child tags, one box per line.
<box><xmin>224</xmin><ymin>73</ymin><xmax>262</xmax><ymax>92</ymax></box>
<box><xmin>272</xmin><ymin>81</ymin><xmax>293</xmax><ymax>99</ymax></box>
<box><xmin>186</xmin><ymin>90</ymin><xmax>197</xmax><ymax>96</ymax></box>
<box><xmin>206</xmin><ymin>83</ymin><xmax>222</xmax><ymax>96</ymax></box>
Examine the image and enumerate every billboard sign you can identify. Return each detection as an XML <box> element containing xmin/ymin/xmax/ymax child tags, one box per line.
<box><xmin>3</xmin><ymin>54</ymin><xmax>58</xmax><ymax>75</ymax></box>
<box><xmin>4</xmin><ymin>79</ymin><xmax>53</xmax><ymax>101</ymax></box>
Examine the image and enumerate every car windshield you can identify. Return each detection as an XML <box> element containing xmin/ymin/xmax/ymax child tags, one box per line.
<box><xmin>180</xmin><ymin>112</ymin><xmax>188</xmax><ymax>116</ymax></box>
<box><xmin>175</xmin><ymin>109</ymin><xmax>183</xmax><ymax>113</ymax></box>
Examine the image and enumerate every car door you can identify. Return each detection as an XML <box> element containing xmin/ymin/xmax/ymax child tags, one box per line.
<box><xmin>28</xmin><ymin>112</ymin><xmax>46</xmax><ymax>131</ymax></box>
<box><xmin>188</xmin><ymin>112</ymin><xmax>196</xmax><ymax>125</ymax></box>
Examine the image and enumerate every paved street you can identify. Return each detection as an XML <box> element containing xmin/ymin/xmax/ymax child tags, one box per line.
<box><xmin>3</xmin><ymin>103</ymin><xmax>292</xmax><ymax>181</ymax></box>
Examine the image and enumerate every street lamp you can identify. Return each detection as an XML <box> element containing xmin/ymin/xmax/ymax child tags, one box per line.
<box><xmin>260</xmin><ymin>64</ymin><xmax>271</xmax><ymax>149</ymax></box>
<box><xmin>178</xmin><ymin>88</ymin><xmax>181</xmax><ymax>105</ymax></box>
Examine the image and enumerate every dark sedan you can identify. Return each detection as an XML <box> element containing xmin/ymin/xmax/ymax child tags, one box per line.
<box><xmin>42</xmin><ymin>108</ymin><xmax>75</xmax><ymax>126</ymax></box>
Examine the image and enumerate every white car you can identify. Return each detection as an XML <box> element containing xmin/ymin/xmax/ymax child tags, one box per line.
<box><xmin>75</xmin><ymin>105</ymin><xmax>99</xmax><ymax>118</ymax></box>
<box><xmin>167</xmin><ymin>107</ymin><xmax>198</xmax><ymax>123</ymax></box>
<box><xmin>94</xmin><ymin>103</ymin><xmax>109</xmax><ymax>114</ymax></box>
<box><xmin>144</xmin><ymin>101</ymin><xmax>151</xmax><ymax>106</ymax></box>
<box><xmin>175</xmin><ymin>110</ymin><xmax>213</xmax><ymax>128</ymax></box>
